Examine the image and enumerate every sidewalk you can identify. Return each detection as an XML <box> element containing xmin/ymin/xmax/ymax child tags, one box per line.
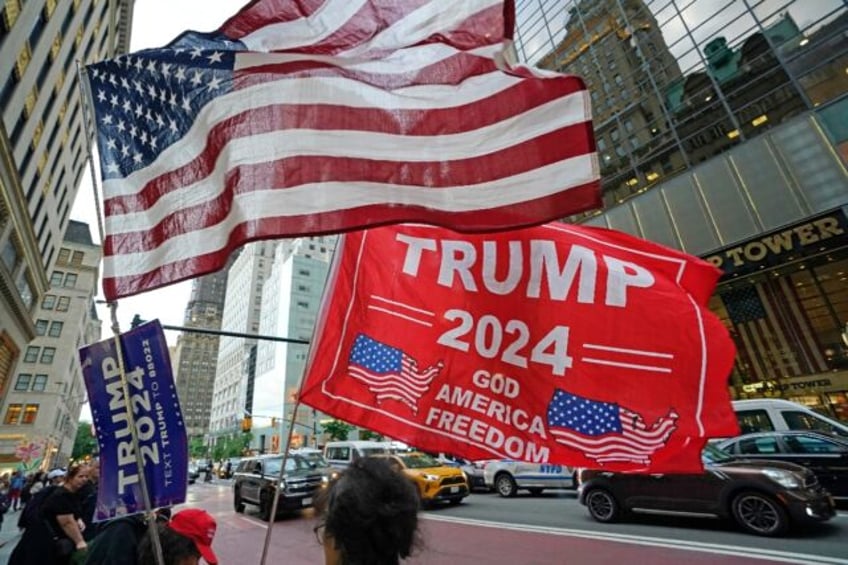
<box><xmin>0</xmin><ymin>505</ymin><xmax>23</xmax><ymax>562</ymax></box>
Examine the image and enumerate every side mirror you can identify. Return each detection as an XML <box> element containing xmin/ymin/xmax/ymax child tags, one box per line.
<box><xmin>254</xmin><ymin>463</ymin><xmax>263</xmax><ymax>474</ymax></box>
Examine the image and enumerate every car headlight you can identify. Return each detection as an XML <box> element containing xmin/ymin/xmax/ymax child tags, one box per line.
<box><xmin>422</xmin><ymin>473</ymin><xmax>440</xmax><ymax>481</ymax></box>
<box><xmin>763</xmin><ymin>468</ymin><xmax>801</xmax><ymax>489</ymax></box>
<box><xmin>276</xmin><ymin>479</ymin><xmax>287</xmax><ymax>491</ymax></box>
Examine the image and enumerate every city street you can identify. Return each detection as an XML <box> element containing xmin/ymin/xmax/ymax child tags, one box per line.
<box><xmin>15</xmin><ymin>479</ymin><xmax>832</xmax><ymax>565</ymax></box>
<box><xmin>1</xmin><ymin>479</ymin><xmax>845</xmax><ymax>564</ymax></box>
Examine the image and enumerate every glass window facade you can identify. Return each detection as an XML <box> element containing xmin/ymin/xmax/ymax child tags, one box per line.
<box><xmin>515</xmin><ymin>0</ymin><xmax>848</xmax><ymax>421</ymax></box>
<box><xmin>516</xmin><ymin>0</ymin><xmax>847</xmax><ymax>211</ymax></box>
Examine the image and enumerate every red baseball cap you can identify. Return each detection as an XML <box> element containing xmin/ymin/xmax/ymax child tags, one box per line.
<box><xmin>168</xmin><ymin>508</ymin><xmax>218</xmax><ymax>564</ymax></box>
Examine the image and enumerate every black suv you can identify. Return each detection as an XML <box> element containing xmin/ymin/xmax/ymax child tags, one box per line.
<box><xmin>233</xmin><ymin>453</ymin><xmax>328</xmax><ymax>520</ymax></box>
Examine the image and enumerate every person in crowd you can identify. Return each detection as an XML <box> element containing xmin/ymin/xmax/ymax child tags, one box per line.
<box><xmin>9</xmin><ymin>464</ymin><xmax>90</xmax><ymax>565</ymax></box>
<box><xmin>81</xmin><ymin>507</ymin><xmax>170</xmax><ymax>565</ymax></box>
<box><xmin>48</xmin><ymin>467</ymin><xmax>67</xmax><ymax>485</ymax></box>
<box><xmin>314</xmin><ymin>457</ymin><xmax>420</xmax><ymax>565</ymax></box>
<box><xmin>136</xmin><ymin>508</ymin><xmax>218</xmax><ymax>565</ymax></box>
<box><xmin>9</xmin><ymin>470</ymin><xmax>25</xmax><ymax>511</ymax></box>
<box><xmin>24</xmin><ymin>470</ymin><xmax>46</xmax><ymax>504</ymax></box>
<box><xmin>78</xmin><ymin>463</ymin><xmax>99</xmax><ymax>541</ymax></box>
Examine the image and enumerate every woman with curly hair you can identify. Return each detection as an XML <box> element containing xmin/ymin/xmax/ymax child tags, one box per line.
<box><xmin>315</xmin><ymin>457</ymin><xmax>420</xmax><ymax>565</ymax></box>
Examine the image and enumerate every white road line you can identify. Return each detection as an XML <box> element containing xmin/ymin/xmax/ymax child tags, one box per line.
<box><xmin>235</xmin><ymin>515</ymin><xmax>267</xmax><ymax>529</ymax></box>
<box><xmin>422</xmin><ymin>515</ymin><xmax>848</xmax><ymax>565</ymax></box>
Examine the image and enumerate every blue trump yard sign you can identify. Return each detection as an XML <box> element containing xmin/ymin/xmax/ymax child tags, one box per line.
<box><xmin>79</xmin><ymin>320</ymin><xmax>187</xmax><ymax>520</ymax></box>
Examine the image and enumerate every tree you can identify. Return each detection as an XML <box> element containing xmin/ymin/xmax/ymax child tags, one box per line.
<box><xmin>322</xmin><ymin>420</ymin><xmax>354</xmax><ymax>441</ymax></box>
<box><xmin>359</xmin><ymin>429</ymin><xmax>384</xmax><ymax>441</ymax></box>
<box><xmin>189</xmin><ymin>436</ymin><xmax>207</xmax><ymax>458</ymax></box>
<box><xmin>211</xmin><ymin>432</ymin><xmax>252</xmax><ymax>460</ymax></box>
<box><xmin>72</xmin><ymin>422</ymin><xmax>98</xmax><ymax>460</ymax></box>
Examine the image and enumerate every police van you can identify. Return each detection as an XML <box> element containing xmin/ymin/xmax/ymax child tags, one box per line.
<box><xmin>483</xmin><ymin>460</ymin><xmax>575</xmax><ymax>497</ymax></box>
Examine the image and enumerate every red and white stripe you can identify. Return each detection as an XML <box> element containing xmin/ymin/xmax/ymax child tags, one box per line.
<box><xmin>550</xmin><ymin>409</ymin><xmax>678</xmax><ymax>465</ymax></box>
<box><xmin>98</xmin><ymin>0</ymin><xmax>599</xmax><ymax>299</ymax></box>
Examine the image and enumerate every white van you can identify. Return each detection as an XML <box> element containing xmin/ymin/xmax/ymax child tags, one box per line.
<box><xmin>323</xmin><ymin>440</ymin><xmax>390</xmax><ymax>469</ymax></box>
<box><xmin>733</xmin><ymin>399</ymin><xmax>848</xmax><ymax>438</ymax></box>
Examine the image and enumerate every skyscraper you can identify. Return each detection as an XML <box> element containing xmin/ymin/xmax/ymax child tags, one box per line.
<box><xmin>173</xmin><ymin>263</ymin><xmax>231</xmax><ymax>439</ymax></box>
<box><xmin>0</xmin><ymin>1</ymin><xmax>132</xmax><ymax>468</ymax></box>
<box><xmin>517</xmin><ymin>0</ymin><xmax>848</xmax><ymax>419</ymax></box>
<box><xmin>0</xmin><ymin>220</ymin><xmax>101</xmax><ymax>471</ymax></box>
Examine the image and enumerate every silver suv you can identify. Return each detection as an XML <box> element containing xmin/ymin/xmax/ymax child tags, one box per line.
<box><xmin>484</xmin><ymin>460</ymin><xmax>575</xmax><ymax>497</ymax></box>
<box><xmin>232</xmin><ymin>453</ymin><xmax>328</xmax><ymax>520</ymax></box>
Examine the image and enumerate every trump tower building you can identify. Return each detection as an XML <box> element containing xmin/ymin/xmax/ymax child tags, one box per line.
<box><xmin>514</xmin><ymin>0</ymin><xmax>848</xmax><ymax>420</ymax></box>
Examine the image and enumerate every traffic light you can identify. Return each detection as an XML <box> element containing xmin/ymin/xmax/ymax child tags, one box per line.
<box><xmin>271</xmin><ymin>418</ymin><xmax>277</xmax><ymax>428</ymax></box>
<box><xmin>241</xmin><ymin>416</ymin><xmax>252</xmax><ymax>432</ymax></box>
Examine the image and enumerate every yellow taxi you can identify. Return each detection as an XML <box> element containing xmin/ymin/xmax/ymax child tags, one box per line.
<box><xmin>376</xmin><ymin>451</ymin><xmax>469</xmax><ymax>506</ymax></box>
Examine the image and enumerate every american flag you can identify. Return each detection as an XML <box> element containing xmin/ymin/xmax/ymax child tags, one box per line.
<box><xmin>720</xmin><ymin>283</ymin><xmax>828</xmax><ymax>382</ymax></box>
<box><xmin>547</xmin><ymin>390</ymin><xmax>678</xmax><ymax>465</ymax></box>
<box><xmin>348</xmin><ymin>334</ymin><xmax>442</xmax><ymax>413</ymax></box>
<box><xmin>86</xmin><ymin>0</ymin><xmax>600</xmax><ymax>300</ymax></box>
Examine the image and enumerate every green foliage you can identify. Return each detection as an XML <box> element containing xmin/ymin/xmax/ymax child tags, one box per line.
<box><xmin>189</xmin><ymin>436</ymin><xmax>207</xmax><ymax>458</ymax></box>
<box><xmin>71</xmin><ymin>422</ymin><xmax>98</xmax><ymax>460</ymax></box>
<box><xmin>322</xmin><ymin>420</ymin><xmax>354</xmax><ymax>441</ymax></box>
<box><xmin>359</xmin><ymin>429</ymin><xmax>384</xmax><ymax>441</ymax></box>
<box><xmin>211</xmin><ymin>432</ymin><xmax>253</xmax><ymax>460</ymax></box>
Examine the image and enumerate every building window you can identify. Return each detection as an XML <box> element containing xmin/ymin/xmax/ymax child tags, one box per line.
<box><xmin>71</xmin><ymin>251</ymin><xmax>83</xmax><ymax>266</ymax></box>
<box><xmin>24</xmin><ymin>346</ymin><xmax>39</xmax><ymax>362</ymax></box>
<box><xmin>56</xmin><ymin>296</ymin><xmax>70</xmax><ymax>311</ymax></box>
<box><xmin>4</xmin><ymin>404</ymin><xmax>22</xmax><ymax>425</ymax></box>
<box><xmin>57</xmin><ymin>247</ymin><xmax>70</xmax><ymax>264</ymax></box>
<box><xmin>35</xmin><ymin>319</ymin><xmax>48</xmax><ymax>336</ymax></box>
<box><xmin>40</xmin><ymin>347</ymin><xmax>55</xmax><ymax>363</ymax></box>
<box><xmin>50</xmin><ymin>271</ymin><xmax>63</xmax><ymax>285</ymax></box>
<box><xmin>63</xmin><ymin>273</ymin><xmax>77</xmax><ymax>287</ymax></box>
<box><xmin>48</xmin><ymin>321</ymin><xmax>63</xmax><ymax>337</ymax></box>
<box><xmin>14</xmin><ymin>373</ymin><xmax>32</xmax><ymax>391</ymax></box>
<box><xmin>32</xmin><ymin>374</ymin><xmax>47</xmax><ymax>392</ymax></box>
<box><xmin>41</xmin><ymin>294</ymin><xmax>56</xmax><ymax>309</ymax></box>
<box><xmin>21</xmin><ymin>404</ymin><xmax>38</xmax><ymax>425</ymax></box>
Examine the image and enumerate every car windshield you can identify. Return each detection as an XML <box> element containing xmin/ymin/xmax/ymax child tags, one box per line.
<box><xmin>397</xmin><ymin>453</ymin><xmax>440</xmax><ymax>469</ymax></box>
<box><xmin>360</xmin><ymin>447</ymin><xmax>388</xmax><ymax>457</ymax></box>
<box><xmin>298</xmin><ymin>452</ymin><xmax>329</xmax><ymax>468</ymax></box>
<box><xmin>702</xmin><ymin>443</ymin><xmax>735</xmax><ymax>464</ymax></box>
<box><xmin>262</xmin><ymin>455</ymin><xmax>313</xmax><ymax>475</ymax></box>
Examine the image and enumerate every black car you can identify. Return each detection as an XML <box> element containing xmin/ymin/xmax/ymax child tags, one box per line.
<box><xmin>232</xmin><ymin>453</ymin><xmax>328</xmax><ymax>520</ymax></box>
<box><xmin>717</xmin><ymin>431</ymin><xmax>848</xmax><ymax>500</ymax></box>
<box><xmin>578</xmin><ymin>444</ymin><xmax>835</xmax><ymax>536</ymax></box>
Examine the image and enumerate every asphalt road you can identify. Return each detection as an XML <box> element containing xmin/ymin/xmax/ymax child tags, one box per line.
<box><xmin>3</xmin><ymin>481</ymin><xmax>845</xmax><ymax>564</ymax></box>
<box><xmin>200</xmin><ymin>480</ymin><xmax>848</xmax><ymax>564</ymax></box>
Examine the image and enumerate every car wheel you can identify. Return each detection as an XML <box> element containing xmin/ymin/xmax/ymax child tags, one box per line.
<box><xmin>731</xmin><ymin>491</ymin><xmax>788</xmax><ymax>536</ymax></box>
<box><xmin>259</xmin><ymin>491</ymin><xmax>273</xmax><ymax>522</ymax></box>
<box><xmin>584</xmin><ymin>488</ymin><xmax>621</xmax><ymax>523</ymax></box>
<box><xmin>448</xmin><ymin>498</ymin><xmax>463</xmax><ymax>506</ymax></box>
<box><xmin>495</xmin><ymin>473</ymin><xmax>517</xmax><ymax>498</ymax></box>
<box><xmin>528</xmin><ymin>488</ymin><xmax>544</xmax><ymax>496</ymax></box>
<box><xmin>233</xmin><ymin>488</ymin><xmax>245</xmax><ymax>513</ymax></box>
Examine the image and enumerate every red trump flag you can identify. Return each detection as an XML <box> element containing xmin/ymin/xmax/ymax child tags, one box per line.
<box><xmin>300</xmin><ymin>224</ymin><xmax>739</xmax><ymax>473</ymax></box>
<box><xmin>85</xmin><ymin>0</ymin><xmax>600</xmax><ymax>300</ymax></box>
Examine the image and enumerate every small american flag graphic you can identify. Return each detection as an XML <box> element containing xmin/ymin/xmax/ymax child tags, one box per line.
<box><xmin>547</xmin><ymin>390</ymin><xmax>678</xmax><ymax>465</ymax></box>
<box><xmin>348</xmin><ymin>334</ymin><xmax>442</xmax><ymax>413</ymax></box>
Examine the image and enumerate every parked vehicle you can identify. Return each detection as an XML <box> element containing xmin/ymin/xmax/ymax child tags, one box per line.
<box><xmin>187</xmin><ymin>463</ymin><xmax>199</xmax><ymax>484</ymax></box>
<box><xmin>232</xmin><ymin>453</ymin><xmax>328</xmax><ymax>520</ymax></box>
<box><xmin>374</xmin><ymin>451</ymin><xmax>469</xmax><ymax>506</ymax></box>
<box><xmin>733</xmin><ymin>399</ymin><xmax>848</xmax><ymax>438</ymax></box>
<box><xmin>484</xmin><ymin>460</ymin><xmax>575</xmax><ymax>497</ymax></box>
<box><xmin>717</xmin><ymin>431</ymin><xmax>848</xmax><ymax>500</ymax></box>
<box><xmin>323</xmin><ymin>440</ymin><xmax>390</xmax><ymax>469</ymax></box>
<box><xmin>577</xmin><ymin>444</ymin><xmax>835</xmax><ymax>536</ymax></box>
<box><xmin>461</xmin><ymin>460</ymin><xmax>496</xmax><ymax>492</ymax></box>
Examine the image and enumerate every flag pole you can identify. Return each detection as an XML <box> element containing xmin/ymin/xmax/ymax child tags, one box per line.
<box><xmin>259</xmin><ymin>239</ymin><xmax>341</xmax><ymax>565</ymax></box>
<box><xmin>77</xmin><ymin>61</ymin><xmax>166</xmax><ymax>565</ymax></box>
<box><xmin>258</xmin><ymin>393</ymin><xmax>302</xmax><ymax>565</ymax></box>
